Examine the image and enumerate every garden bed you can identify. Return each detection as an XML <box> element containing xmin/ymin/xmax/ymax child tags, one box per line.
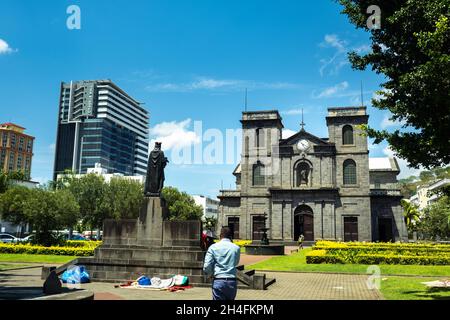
<box><xmin>306</xmin><ymin>241</ymin><xmax>450</xmax><ymax>265</ymax></box>
<box><xmin>0</xmin><ymin>241</ymin><xmax>102</xmax><ymax>256</ymax></box>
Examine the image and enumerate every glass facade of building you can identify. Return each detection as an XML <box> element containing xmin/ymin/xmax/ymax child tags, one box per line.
<box><xmin>79</xmin><ymin>119</ymin><xmax>136</xmax><ymax>175</ymax></box>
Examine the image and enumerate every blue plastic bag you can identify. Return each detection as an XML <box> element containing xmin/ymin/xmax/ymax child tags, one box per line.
<box><xmin>61</xmin><ymin>265</ymin><xmax>90</xmax><ymax>284</ymax></box>
<box><xmin>137</xmin><ymin>276</ymin><xmax>151</xmax><ymax>286</ymax></box>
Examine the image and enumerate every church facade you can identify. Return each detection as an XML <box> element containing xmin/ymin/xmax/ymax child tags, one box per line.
<box><xmin>217</xmin><ymin>107</ymin><xmax>408</xmax><ymax>243</ymax></box>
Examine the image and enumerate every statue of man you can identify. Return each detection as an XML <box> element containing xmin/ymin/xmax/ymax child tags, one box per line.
<box><xmin>298</xmin><ymin>163</ymin><xmax>310</xmax><ymax>185</ymax></box>
<box><xmin>144</xmin><ymin>142</ymin><xmax>169</xmax><ymax>196</ymax></box>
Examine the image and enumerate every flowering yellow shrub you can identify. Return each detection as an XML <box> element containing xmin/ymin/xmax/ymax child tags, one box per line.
<box><xmin>65</xmin><ymin>240</ymin><xmax>102</xmax><ymax>248</ymax></box>
<box><xmin>233</xmin><ymin>240</ymin><xmax>252</xmax><ymax>247</ymax></box>
<box><xmin>315</xmin><ymin>240</ymin><xmax>450</xmax><ymax>250</ymax></box>
<box><xmin>214</xmin><ymin>239</ymin><xmax>252</xmax><ymax>247</ymax></box>
<box><xmin>0</xmin><ymin>243</ymin><xmax>94</xmax><ymax>256</ymax></box>
<box><xmin>307</xmin><ymin>240</ymin><xmax>450</xmax><ymax>265</ymax></box>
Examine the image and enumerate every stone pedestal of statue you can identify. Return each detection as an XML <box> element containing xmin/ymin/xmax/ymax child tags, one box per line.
<box><xmin>59</xmin><ymin>196</ymin><xmax>208</xmax><ymax>285</ymax></box>
<box><xmin>136</xmin><ymin>197</ymin><xmax>168</xmax><ymax>247</ymax></box>
<box><xmin>55</xmin><ymin>194</ymin><xmax>276</xmax><ymax>289</ymax></box>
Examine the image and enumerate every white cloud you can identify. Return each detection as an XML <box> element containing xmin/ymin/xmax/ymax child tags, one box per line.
<box><xmin>0</xmin><ymin>39</ymin><xmax>15</xmax><ymax>54</ymax></box>
<box><xmin>282</xmin><ymin>129</ymin><xmax>297</xmax><ymax>139</ymax></box>
<box><xmin>314</xmin><ymin>81</ymin><xmax>349</xmax><ymax>99</ymax></box>
<box><xmin>372</xmin><ymin>88</ymin><xmax>392</xmax><ymax>102</ymax></box>
<box><xmin>380</xmin><ymin>114</ymin><xmax>407</xmax><ymax>129</ymax></box>
<box><xmin>318</xmin><ymin>34</ymin><xmax>370</xmax><ymax>76</ymax></box>
<box><xmin>349</xmin><ymin>95</ymin><xmax>364</xmax><ymax>106</ymax></box>
<box><xmin>191</xmin><ymin>78</ymin><xmax>242</xmax><ymax>90</ymax></box>
<box><xmin>320</xmin><ymin>34</ymin><xmax>347</xmax><ymax>52</ymax></box>
<box><xmin>145</xmin><ymin>77</ymin><xmax>302</xmax><ymax>93</ymax></box>
<box><xmin>319</xmin><ymin>34</ymin><xmax>348</xmax><ymax>76</ymax></box>
<box><xmin>149</xmin><ymin>119</ymin><xmax>201</xmax><ymax>151</ymax></box>
<box><xmin>383</xmin><ymin>146</ymin><xmax>422</xmax><ymax>179</ymax></box>
<box><xmin>280</xmin><ymin>108</ymin><xmax>306</xmax><ymax>116</ymax></box>
<box><xmin>354</xmin><ymin>44</ymin><xmax>371</xmax><ymax>54</ymax></box>
<box><xmin>319</xmin><ymin>53</ymin><xmax>348</xmax><ymax>76</ymax></box>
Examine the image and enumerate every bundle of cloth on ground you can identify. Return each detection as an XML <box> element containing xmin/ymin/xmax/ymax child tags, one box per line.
<box><xmin>116</xmin><ymin>275</ymin><xmax>191</xmax><ymax>291</ymax></box>
<box><xmin>60</xmin><ymin>265</ymin><xmax>90</xmax><ymax>284</ymax></box>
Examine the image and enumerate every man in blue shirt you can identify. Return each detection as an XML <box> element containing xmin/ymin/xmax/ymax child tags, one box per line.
<box><xmin>203</xmin><ymin>226</ymin><xmax>240</xmax><ymax>300</ymax></box>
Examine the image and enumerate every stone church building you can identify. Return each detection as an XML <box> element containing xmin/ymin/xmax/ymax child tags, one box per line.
<box><xmin>218</xmin><ymin>107</ymin><xmax>408</xmax><ymax>243</ymax></box>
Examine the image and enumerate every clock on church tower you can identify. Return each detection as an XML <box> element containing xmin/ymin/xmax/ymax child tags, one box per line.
<box><xmin>297</xmin><ymin>139</ymin><xmax>310</xmax><ymax>151</ymax></box>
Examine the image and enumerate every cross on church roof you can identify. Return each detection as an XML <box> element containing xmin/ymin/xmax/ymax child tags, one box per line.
<box><xmin>300</xmin><ymin>108</ymin><xmax>305</xmax><ymax>131</ymax></box>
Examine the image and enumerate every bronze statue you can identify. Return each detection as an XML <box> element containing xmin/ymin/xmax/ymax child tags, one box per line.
<box><xmin>144</xmin><ymin>142</ymin><xmax>169</xmax><ymax>196</ymax></box>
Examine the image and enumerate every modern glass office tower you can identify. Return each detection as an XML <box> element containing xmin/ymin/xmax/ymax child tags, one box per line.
<box><xmin>53</xmin><ymin>80</ymin><xmax>149</xmax><ymax>180</ymax></box>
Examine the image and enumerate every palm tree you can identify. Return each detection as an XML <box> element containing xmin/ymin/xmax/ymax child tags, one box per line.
<box><xmin>401</xmin><ymin>199</ymin><xmax>420</xmax><ymax>230</ymax></box>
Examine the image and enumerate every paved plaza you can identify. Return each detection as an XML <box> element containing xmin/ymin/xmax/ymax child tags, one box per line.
<box><xmin>0</xmin><ymin>263</ymin><xmax>383</xmax><ymax>300</ymax></box>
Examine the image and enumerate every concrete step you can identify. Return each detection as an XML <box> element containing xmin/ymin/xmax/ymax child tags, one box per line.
<box><xmin>77</xmin><ymin>257</ymin><xmax>204</xmax><ymax>269</ymax></box>
<box><xmin>264</xmin><ymin>278</ymin><xmax>276</xmax><ymax>289</ymax></box>
<box><xmin>95</xmin><ymin>247</ymin><xmax>204</xmax><ymax>261</ymax></box>
<box><xmin>99</xmin><ymin>244</ymin><xmax>203</xmax><ymax>252</ymax></box>
<box><xmin>245</xmin><ymin>269</ymin><xmax>255</xmax><ymax>276</ymax></box>
<box><xmin>236</xmin><ymin>267</ymin><xmax>276</xmax><ymax>290</ymax></box>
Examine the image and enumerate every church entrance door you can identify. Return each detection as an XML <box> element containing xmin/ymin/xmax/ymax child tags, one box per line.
<box><xmin>294</xmin><ymin>205</ymin><xmax>314</xmax><ymax>241</ymax></box>
<box><xmin>378</xmin><ymin>218</ymin><xmax>393</xmax><ymax>242</ymax></box>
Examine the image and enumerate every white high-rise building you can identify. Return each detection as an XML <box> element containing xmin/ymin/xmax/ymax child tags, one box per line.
<box><xmin>193</xmin><ymin>195</ymin><xmax>220</xmax><ymax>220</ymax></box>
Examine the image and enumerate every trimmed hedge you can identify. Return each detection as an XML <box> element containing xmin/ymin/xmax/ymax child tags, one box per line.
<box><xmin>315</xmin><ymin>240</ymin><xmax>450</xmax><ymax>251</ymax></box>
<box><xmin>353</xmin><ymin>254</ymin><xmax>450</xmax><ymax>265</ymax></box>
<box><xmin>306</xmin><ymin>250</ymin><xmax>345</xmax><ymax>264</ymax></box>
<box><xmin>306</xmin><ymin>240</ymin><xmax>450</xmax><ymax>265</ymax></box>
<box><xmin>65</xmin><ymin>240</ymin><xmax>102</xmax><ymax>248</ymax></box>
<box><xmin>321</xmin><ymin>247</ymin><xmax>450</xmax><ymax>257</ymax></box>
<box><xmin>0</xmin><ymin>243</ymin><xmax>95</xmax><ymax>256</ymax></box>
<box><xmin>308</xmin><ymin>252</ymin><xmax>450</xmax><ymax>265</ymax></box>
<box><xmin>214</xmin><ymin>239</ymin><xmax>252</xmax><ymax>247</ymax></box>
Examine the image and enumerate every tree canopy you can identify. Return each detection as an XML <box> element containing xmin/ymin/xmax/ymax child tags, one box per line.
<box><xmin>398</xmin><ymin>165</ymin><xmax>450</xmax><ymax>198</ymax></box>
<box><xmin>0</xmin><ymin>186</ymin><xmax>79</xmax><ymax>245</ymax></box>
<box><xmin>0</xmin><ymin>170</ymin><xmax>29</xmax><ymax>194</ymax></box>
<box><xmin>338</xmin><ymin>0</ymin><xmax>450</xmax><ymax>168</ymax></box>
<box><xmin>416</xmin><ymin>196</ymin><xmax>450</xmax><ymax>240</ymax></box>
<box><xmin>0</xmin><ymin>169</ymin><xmax>203</xmax><ymax>245</ymax></box>
<box><xmin>161</xmin><ymin>186</ymin><xmax>203</xmax><ymax>221</ymax></box>
<box><xmin>105</xmin><ymin>177</ymin><xmax>144</xmax><ymax>220</ymax></box>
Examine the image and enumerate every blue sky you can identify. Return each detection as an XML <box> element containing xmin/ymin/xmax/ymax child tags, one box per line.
<box><xmin>0</xmin><ymin>0</ymin><xmax>418</xmax><ymax>197</ymax></box>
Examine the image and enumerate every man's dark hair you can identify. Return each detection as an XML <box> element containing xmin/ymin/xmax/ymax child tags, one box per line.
<box><xmin>220</xmin><ymin>226</ymin><xmax>233</xmax><ymax>240</ymax></box>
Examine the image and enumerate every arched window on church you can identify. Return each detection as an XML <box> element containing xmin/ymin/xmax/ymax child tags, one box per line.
<box><xmin>252</xmin><ymin>161</ymin><xmax>265</xmax><ymax>186</ymax></box>
<box><xmin>343</xmin><ymin>159</ymin><xmax>357</xmax><ymax>185</ymax></box>
<box><xmin>342</xmin><ymin>125</ymin><xmax>354</xmax><ymax>145</ymax></box>
<box><xmin>296</xmin><ymin>162</ymin><xmax>310</xmax><ymax>186</ymax></box>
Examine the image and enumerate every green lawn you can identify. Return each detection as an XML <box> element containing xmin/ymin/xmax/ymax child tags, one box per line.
<box><xmin>248</xmin><ymin>248</ymin><xmax>450</xmax><ymax>277</ymax></box>
<box><xmin>380</xmin><ymin>277</ymin><xmax>450</xmax><ymax>300</ymax></box>
<box><xmin>0</xmin><ymin>254</ymin><xmax>77</xmax><ymax>264</ymax></box>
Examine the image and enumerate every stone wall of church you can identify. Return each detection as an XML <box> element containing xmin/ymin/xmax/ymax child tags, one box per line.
<box><xmin>369</xmin><ymin>171</ymin><xmax>399</xmax><ymax>189</ymax></box>
<box><xmin>275</xmin><ymin>154</ymin><xmax>335</xmax><ymax>189</ymax></box>
<box><xmin>371</xmin><ymin>196</ymin><xmax>408</xmax><ymax>242</ymax></box>
<box><xmin>269</xmin><ymin>191</ymin><xmax>338</xmax><ymax>241</ymax></box>
<box><xmin>335</xmin><ymin>196</ymin><xmax>372</xmax><ymax>241</ymax></box>
<box><xmin>327</xmin><ymin>114</ymin><xmax>368</xmax><ymax>153</ymax></box>
<box><xmin>335</xmin><ymin>153</ymin><xmax>371</xmax><ymax>195</ymax></box>
<box><xmin>218</xmin><ymin>107</ymin><xmax>406</xmax><ymax>243</ymax></box>
<box><xmin>240</xmin><ymin>196</ymin><xmax>271</xmax><ymax>240</ymax></box>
